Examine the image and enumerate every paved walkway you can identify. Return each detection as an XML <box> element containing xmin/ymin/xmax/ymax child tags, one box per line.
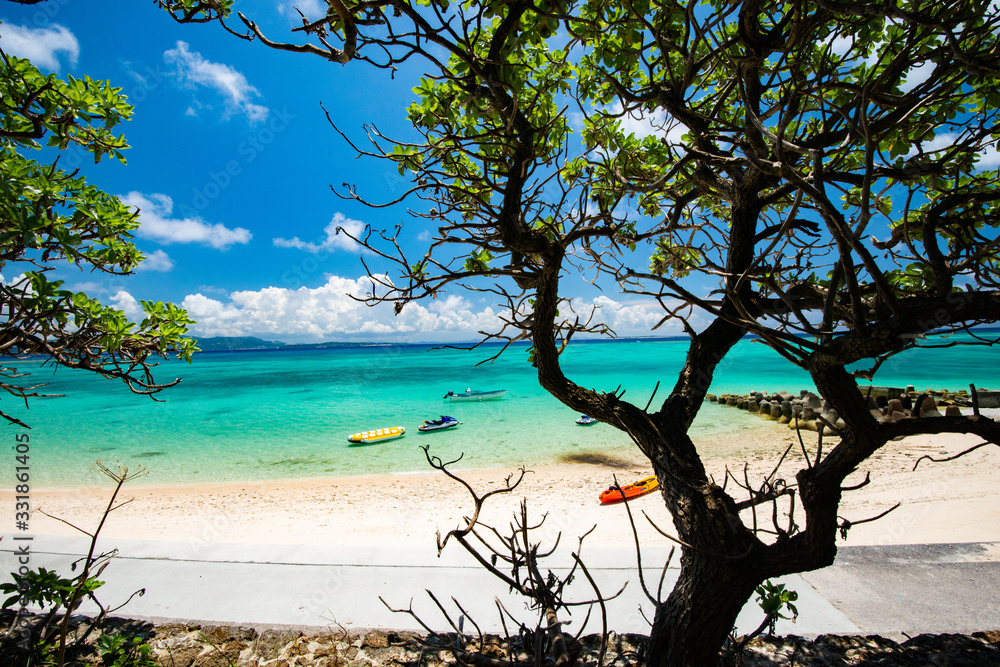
<box><xmin>2</xmin><ymin>536</ymin><xmax>998</xmax><ymax>638</ymax></box>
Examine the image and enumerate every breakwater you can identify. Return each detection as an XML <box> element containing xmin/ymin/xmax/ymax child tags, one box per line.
<box><xmin>706</xmin><ymin>385</ymin><xmax>1000</xmax><ymax>432</ymax></box>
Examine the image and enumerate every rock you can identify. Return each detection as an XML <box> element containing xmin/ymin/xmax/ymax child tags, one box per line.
<box><xmin>789</xmin><ymin>417</ymin><xmax>820</xmax><ymax>432</ymax></box>
<box><xmin>920</xmin><ymin>400</ymin><xmax>944</xmax><ymax>418</ymax></box>
<box><xmin>945</xmin><ymin>405</ymin><xmax>963</xmax><ymax>417</ymax></box>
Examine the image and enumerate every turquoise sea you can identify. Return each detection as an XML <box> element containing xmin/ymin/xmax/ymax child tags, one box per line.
<box><xmin>8</xmin><ymin>336</ymin><xmax>999</xmax><ymax>488</ymax></box>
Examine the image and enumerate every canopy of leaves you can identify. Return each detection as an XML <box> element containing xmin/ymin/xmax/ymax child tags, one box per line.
<box><xmin>0</xmin><ymin>45</ymin><xmax>197</xmax><ymax>427</ymax></box>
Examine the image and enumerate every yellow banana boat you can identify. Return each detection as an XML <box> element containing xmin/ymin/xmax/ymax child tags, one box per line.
<box><xmin>347</xmin><ymin>426</ymin><xmax>406</xmax><ymax>444</ymax></box>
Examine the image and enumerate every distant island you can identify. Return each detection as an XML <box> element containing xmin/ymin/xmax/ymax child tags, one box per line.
<box><xmin>193</xmin><ymin>327</ymin><xmax>1000</xmax><ymax>353</ymax></box>
<box><xmin>196</xmin><ymin>337</ymin><xmax>288</xmax><ymax>351</ymax></box>
<box><xmin>195</xmin><ymin>336</ymin><xmax>401</xmax><ymax>351</ymax></box>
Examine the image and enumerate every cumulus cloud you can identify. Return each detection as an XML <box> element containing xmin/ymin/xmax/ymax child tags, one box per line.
<box><xmin>136</xmin><ymin>249</ymin><xmax>175</xmax><ymax>272</ymax></box>
<box><xmin>569</xmin><ymin>295</ymin><xmax>693</xmax><ymax>336</ymax></box>
<box><xmin>109</xmin><ymin>291</ymin><xmax>142</xmax><ymax>320</ymax></box>
<box><xmin>0</xmin><ymin>23</ymin><xmax>78</xmax><ymax>71</ymax></box>
<box><xmin>273</xmin><ymin>213</ymin><xmax>366</xmax><ymax>254</ymax></box>
<box><xmin>172</xmin><ymin>274</ymin><xmax>691</xmax><ymax>343</ymax></box>
<box><xmin>178</xmin><ymin>275</ymin><xmax>502</xmax><ymax>342</ymax></box>
<box><xmin>164</xmin><ymin>41</ymin><xmax>269</xmax><ymax>123</ymax></box>
<box><xmin>121</xmin><ymin>192</ymin><xmax>252</xmax><ymax>250</ymax></box>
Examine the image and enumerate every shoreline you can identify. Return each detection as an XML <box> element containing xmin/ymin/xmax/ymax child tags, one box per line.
<box><xmin>8</xmin><ymin>424</ymin><xmax>999</xmax><ymax>550</ymax></box>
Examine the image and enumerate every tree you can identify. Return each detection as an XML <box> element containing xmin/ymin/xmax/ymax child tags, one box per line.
<box><xmin>0</xmin><ymin>30</ymin><xmax>196</xmax><ymax>428</ymax></box>
<box><xmin>158</xmin><ymin>1</ymin><xmax>1000</xmax><ymax>664</ymax></box>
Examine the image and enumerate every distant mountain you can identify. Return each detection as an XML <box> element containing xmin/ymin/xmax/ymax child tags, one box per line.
<box><xmin>196</xmin><ymin>337</ymin><xmax>288</xmax><ymax>351</ymax></box>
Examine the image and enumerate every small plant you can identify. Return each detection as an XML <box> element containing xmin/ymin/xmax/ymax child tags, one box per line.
<box><xmin>722</xmin><ymin>580</ymin><xmax>799</xmax><ymax>665</ymax></box>
<box><xmin>754</xmin><ymin>580</ymin><xmax>798</xmax><ymax>636</ymax></box>
<box><xmin>1</xmin><ymin>567</ymin><xmax>104</xmax><ymax>611</ymax></box>
<box><xmin>96</xmin><ymin>632</ymin><xmax>157</xmax><ymax>667</ymax></box>
<box><xmin>0</xmin><ymin>463</ymin><xmax>148</xmax><ymax>666</ymax></box>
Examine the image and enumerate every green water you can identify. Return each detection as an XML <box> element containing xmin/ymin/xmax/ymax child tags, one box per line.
<box><xmin>6</xmin><ymin>336</ymin><xmax>997</xmax><ymax>487</ymax></box>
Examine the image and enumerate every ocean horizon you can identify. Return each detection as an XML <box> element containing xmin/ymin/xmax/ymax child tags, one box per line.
<box><xmin>8</xmin><ymin>334</ymin><xmax>997</xmax><ymax>488</ymax></box>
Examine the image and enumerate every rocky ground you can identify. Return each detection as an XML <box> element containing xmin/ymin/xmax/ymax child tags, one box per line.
<box><xmin>5</xmin><ymin>615</ymin><xmax>997</xmax><ymax>666</ymax></box>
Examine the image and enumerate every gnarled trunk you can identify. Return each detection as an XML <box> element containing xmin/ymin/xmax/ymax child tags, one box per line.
<box><xmin>641</xmin><ymin>455</ymin><xmax>767</xmax><ymax>667</ymax></box>
<box><xmin>647</xmin><ymin>552</ymin><xmax>763</xmax><ymax>667</ymax></box>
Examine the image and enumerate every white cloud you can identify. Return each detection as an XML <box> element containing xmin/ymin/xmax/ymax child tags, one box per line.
<box><xmin>904</xmin><ymin>133</ymin><xmax>1000</xmax><ymax>170</ymax></box>
<box><xmin>174</xmin><ymin>275</ymin><xmax>694</xmax><ymax>343</ymax></box>
<box><xmin>609</xmin><ymin>102</ymin><xmax>687</xmax><ymax>143</ymax></box>
<box><xmin>136</xmin><ymin>249</ymin><xmax>175</xmax><ymax>272</ymax></box>
<box><xmin>569</xmin><ymin>295</ymin><xmax>692</xmax><ymax>336</ymax></box>
<box><xmin>901</xmin><ymin>61</ymin><xmax>935</xmax><ymax>93</ymax></box>
<box><xmin>121</xmin><ymin>191</ymin><xmax>252</xmax><ymax>250</ymax></box>
<box><xmin>273</xmin><ymin>213</ymin><xmax>366</xmax><ymax>254</ymax></box>
<box><xmin>0</xmin><ymin>273</ymin><xmax>27</xmax><ymax>290</ymax></box>
<box><xmin>0</xmin><ymin>23</ymin><xmax>78</xmax><ymax>71</ymax></box>
<box><xmin>71</xmin><ymin>281</ymin><xmax>108</xmax><ymax>294</ymax></box>
<box><xmin>976</xmin><ymin>142</ymin><xmax>1000</xmax><ymax>169</ymax></box>
<box><xmin>109</xmin><ymin>291</ymin><xmax>142</xmax><ymax>320</ymax></box>
<box><xmin>164</xmin><ymin>41</ymin><xmax>269</xmax><ymax>123</ymax></box>
<box><xmin>278</xmin><ymin>0</ymin><xmax>325</xmax><ymax>20</ymax></box>
<box><xmin>827</xmin><ymin>34</ymin><xmax>854</xmax><ymax>58</ymax></box>
<box><xmin>180</xmin><ymin>275</ymin><xmax>503</xmax><ymax>342</ymax></box>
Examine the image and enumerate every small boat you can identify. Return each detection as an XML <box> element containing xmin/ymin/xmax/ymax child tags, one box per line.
<box><xmin>443</xmin><ymin>388</ymin><xmax>508</xmax><ymax>401</ymax></box>
<box><xmin>576</xmin><ymin>414</ymin><xmax>598</xmax><ymax>426</ymax></box>
<box><xmin>347</xmin><ymin>426</ymin><xmax>405</xmax><ymax>444</ymax></box>
<box><xmin>418</xmin><ymin>415</ymin><xmax>461</xmax><ymax>432</ymax></box>
<box><xmin>598</xmin><ymin>475</ymin><xmax>659</xmax><ymax>504</ymax></box>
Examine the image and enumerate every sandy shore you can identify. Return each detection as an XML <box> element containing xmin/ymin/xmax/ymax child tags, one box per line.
<box><xmin>7</xmin><ymin>413</ymin><xmax>998</xmax><ymax>552</ymax></box>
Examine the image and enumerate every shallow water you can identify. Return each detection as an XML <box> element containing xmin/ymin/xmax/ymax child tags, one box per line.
<box><xmin>8</xmin><ymin>335</ymin><xmax>997</xmax><ymax>487</ymax></box>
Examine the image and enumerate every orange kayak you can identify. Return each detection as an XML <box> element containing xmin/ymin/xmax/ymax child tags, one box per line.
<box><xmin>599</xmin><ymin>475</ymin><xmax>659</xmax><ymax>504</ymax></box>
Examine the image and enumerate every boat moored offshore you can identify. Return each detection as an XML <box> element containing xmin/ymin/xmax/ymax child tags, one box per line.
<box><xmin>443</xmin><ymin>388</ymin><xmax>508</xmax><ymax>401</ymax></box>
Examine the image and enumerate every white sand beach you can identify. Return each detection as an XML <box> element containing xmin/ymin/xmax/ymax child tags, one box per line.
<box><xmin>11</xmin><ymin>423</ymin><xmax>999</xmax><ymax>551</ymax></box>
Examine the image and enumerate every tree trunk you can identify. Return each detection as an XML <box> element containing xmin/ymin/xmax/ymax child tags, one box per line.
<box><xmin>646</xmin><ymin>550</ymin><xmax>762</xmax><ymax>667</ymax></box>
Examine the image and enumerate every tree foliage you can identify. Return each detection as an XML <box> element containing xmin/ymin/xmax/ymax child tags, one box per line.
<box><xmin>157</xmin><ymin>1</ymin><xmax>1000</xmax><ymax>664</ymax></box>
<box><xmin>0</xmin><ymin>40</ymin><xmax>196</xmax><ymax>428</ymax></box>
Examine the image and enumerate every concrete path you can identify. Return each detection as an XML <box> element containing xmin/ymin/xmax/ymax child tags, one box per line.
<box><xmin>800</xmin><ymin>541</ymin><xmax>1000</xmax><ymax>638</ymax></box>
<box><xmin>2</xmin><ymin>536</ymin><xmax>998</xmax><ymax>639</ymax></box>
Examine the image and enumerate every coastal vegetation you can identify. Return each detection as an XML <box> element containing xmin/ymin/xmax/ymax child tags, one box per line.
<box><xmin>0</xmin><ymin>464</ymin><xmax>152</xmax><ymax>666</ymax></box>
<box><xmin>0</xmin><ymin>17</ymin><xmax>196</xmax><ymax>428</ymax></box>
<box><xmin>153</xmin><ymin>0</ymin><xmax>1000</xmax><ymax>664</ymax></box>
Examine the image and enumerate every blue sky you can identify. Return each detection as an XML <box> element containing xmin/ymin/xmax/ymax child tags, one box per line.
<box><xmin>0</xmin><ymin>0</ymin><xmax>685</xmax><ymax>344</ymax></box>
